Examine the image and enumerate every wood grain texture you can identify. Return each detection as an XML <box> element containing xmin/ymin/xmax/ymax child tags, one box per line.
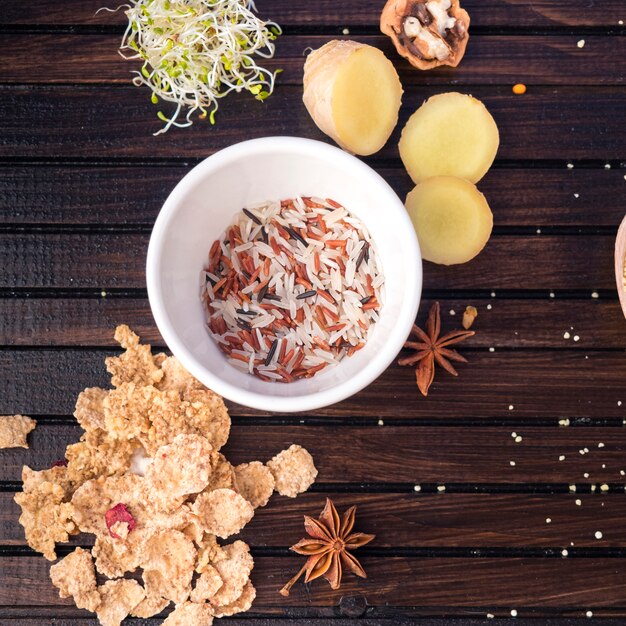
<box><xmin>2</xmin><ymin>0</ymin><xmax>625</xmax><ymax>621</ymax></box>
<box><xmin>0</xmin><ymin>86</ymin><xmax>624</xmax><ymax>160</ymax></box>
<box><xmin>2</xmin><ymin>35</ymin><xmax>624</xmax><ymax>86</ymax></box>
<box><xmin>0</xmin><ymin>298</ymin><xmax>623</xmax><ymax>349</ymax></box>
<box><xmin>0</xmin><ymin>234</ymin><xmax>616</xmax><ymax>290</ymax></box>
<box><xmin>2</xmin><ymin>0</ymin><xmax>624</xmax><ymax>27</ymax></box>
<box><xmin>2</xmin><ymin>556</ymin><xmax>626</xmax><ymax>610</ymax></box>
<box><xmin>1</xmin><ymin>424</ymin><xmax>625</xmax><ymax>483</ymax></box>
<box><xmin>3</xmin><ymin>491</ymin><xmax>626</xmax><ymax>547</ymax></box>
<box><xmin>2</xmin><ymin>350</ymin><xmax>626</xmax><ymax>419</ymax></box>
<box><xmin>1</xmin><ymin>166</ymin><xmax>624</xmax><ymax>227</ymax></box>
<box><xmin>4</xmin><ymin>622</ymin><xmax>626</xmax><ymax>626</ymax></box>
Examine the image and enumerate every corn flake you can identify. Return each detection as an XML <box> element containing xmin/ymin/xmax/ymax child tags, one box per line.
<box><xmin>22</xmin><ymin>465</ymin><xmax>73</xmax><ymax>500</ymax></box>
<box><xmin>205</xmin><ymin>452</ymin><xmax>236</xmax><ymax>491</ymax></box>
<box><xmin>195</xmin><ymin>534</ymin><xmax>225</xmax><ymax>574</ymax></box>
<box><xmin>157</xmin><ymin>356</ymin><xmax>204</xmax><ymax>394</ymax></box>
<box><xmin>235</xmin><ymin>461</ymin><xmax>275</xmax><ymax>508</ymax></box>
<box><xmin>146</xmin><ymin>389</ymin><xmax>230</xmax><ymax>455</ymax></box>
<box><xmin>213</xmin><ymin>581</ymin><xmax>256</xmax><ymax>618</ymax></box>
<box><xmin>49</xmin><ymin>547</ymin><xmax>101</xmax><ymax>612</ymax></box>
<box><xmin>92</xmin><ymin>531</ymin><xmax>148</xmax><ymax>578</ymax></box>
<box><xmin>141</xmin><ymin>529</ymin><xmax>196</xmax><ymax>605</ymax></box>
<box><xmin>181</xmin><ymin>389</ymin><xmax>230</xmax><ymax>451</ymax></box>
<box><xmin>145</xmin><ymin>434</ymin><xmax>213</xmax><ymax>512</ymax></box>
<box><xmin>131</xmin><ymin>591</ymin><xmax>170</xmax><ymax>619</ymax></box>
<box><xmin>14</xmin><ymin>480</ymin><xmax>75</xmax><ymax>560</ymax></box>
<box><xmin>210</xmin><ymin>540</ymin><xmax>254</xmax><ymax>607</ymax></box>
<box><xmin>65</xmin><ymin>429</ymin><xmax>137</xmax><ymax>489</ymax></box>
<box><xmin>267</xmin><ymin>444</ymin><xmax>318</xmax><ymax>498</ymax></box>
<box><xmin>190</xmin><ymin>564</ymin><xmax>223</xmax><ymax>603</ymax></box>
<box><xmin>192</xmin><ymin>489</ymin><xmax>254</xmax><ymax>539</ymax></box>
<box><xmin>105</xmin><ymin>324</ymin><xmax>163</xmax><ymax>388</ymax></box>
<box><xmin>162</xmin><ymin>601</ymin><xmax>214</xmax><ymax>626</ymax></box>
<box><xmin>96</xmin><ymin>578</ymin><xmax>145</xmax><ymax>626</ymax></box>
<box><xmin>0</xmin><ymin>414</ymin><xmax>36</xmax><ymax>449</ymax></box>
<box><xmin>71</xmin><ymin>474</ymin><xmax>148</xmax><ymax>536</ymax></box>
<box><xmin>104</xmin><ymin>382</ymin><xmax>158</xmax><ymax>442</ymax></box>
<box><xmin>74</xmin><ymin>387</ymin><xmax>107</xmax><ymax>432</ymax></box>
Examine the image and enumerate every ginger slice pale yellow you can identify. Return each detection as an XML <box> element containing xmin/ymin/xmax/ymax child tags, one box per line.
<box><xmin>406</xmin><ymin>176</ymin><xmax>493</xmax><ymax>265</ymax></box>
<box><xmin>399</xmin><ymin>92</ymin><xmax>499</xmax><ymax>184</ymax></box>
<box><xmin>303</xmin><ymin>40</ymin><xmax>403</xmax><ymax>156</ymax></box>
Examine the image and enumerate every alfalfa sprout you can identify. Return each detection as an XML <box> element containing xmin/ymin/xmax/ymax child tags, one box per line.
<box><xmin>103</xmin><ymin>0</ymin><xmax>282</xmax><ymax>134</ymax></box>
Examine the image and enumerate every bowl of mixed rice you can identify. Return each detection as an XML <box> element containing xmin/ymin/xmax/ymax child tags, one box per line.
<box><xmin>147</xmin><ymin>137</ymin><xmax>421</xmax><ymax>412</ymax></box>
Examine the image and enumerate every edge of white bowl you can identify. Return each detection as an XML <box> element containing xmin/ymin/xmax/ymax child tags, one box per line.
<box><xmin>147</xmin><ymin>136</ymin><xmax>422</xmax><ymax>413</ymax></box>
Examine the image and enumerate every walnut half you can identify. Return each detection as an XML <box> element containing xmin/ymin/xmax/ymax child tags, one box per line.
<box><xmin>380</xmin><ymin>0</ymin><xmax>470</xmax><ymax>70</ymax></box>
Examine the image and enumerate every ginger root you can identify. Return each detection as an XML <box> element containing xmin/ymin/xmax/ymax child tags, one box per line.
<box><xmin>399</xmin><ymin>92</ymin><xmax>499</xmax><ymax>184</ymax></box>
<box><xmin>405</xmin><ymin>176</ymin><xmax>493</xmax><ymax>266</ymax></box>
<box><xmin>303</xmin><ymin>40</ymin><xmax>403</xmax><ymax>156</ymax></box>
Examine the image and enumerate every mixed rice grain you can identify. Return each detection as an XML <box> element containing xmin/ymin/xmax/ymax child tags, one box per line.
<box><xmin>202</xmin><ymin>197</ymin><xmax>385</xmax><ymax>382</ymax></box>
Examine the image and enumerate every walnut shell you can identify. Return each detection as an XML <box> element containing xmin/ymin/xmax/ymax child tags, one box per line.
<box><xmin>380</xmin><ymin>0</ymin><xmax>470</xmax><ymax>70</ymax></box>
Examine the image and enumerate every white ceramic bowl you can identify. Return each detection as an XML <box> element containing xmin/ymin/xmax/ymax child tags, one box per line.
<box><xmin>147</xmin><ymin>137</ymin><xmax>422</xmax><ymax>412</ymax></box>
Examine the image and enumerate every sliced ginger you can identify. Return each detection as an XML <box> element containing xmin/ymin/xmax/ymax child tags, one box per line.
<box><xmin>303</xmin><ymin>40</ymin><xmax>403</xmax><ymax>156</ymax></box>
<box><xmin>406</xmin><ymin>176</ymin><xmax>493</xmax><ymax>265</ymax></box>
<box><xmin>399</xmin><ymin>92</ymin><xmax>499</xmax><ymax>184</ymax></box>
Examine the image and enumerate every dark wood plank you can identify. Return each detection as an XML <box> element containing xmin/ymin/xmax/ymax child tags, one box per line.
<box><xmin>2</xmin><ymin>556</ymin><xmax>626</xmax><ymax>610</ymax></box>
<box><xmin>2</xmin><ymin>423</ymin><xmax>625</xmax><ymax>482</ymax></box>
<box><xmin>4</xmin><ymin>491</ymin><xmax>626</xmax><ymax>547</ymax></box>
<box><xmin>2</xmin><ymin>0</ymin><xmax>623</xmax><ymax>27</ymax></box>
<box><xmin>0</xmin><ymin>86</ymin><xmax>624</xmax><ymax>160</ymax></box>
<box><xmin>4</xmin><ymin>621</ymin><xmax>626</xmax><ymax>626</ymax></box>
<box><xmin>0</xmin><ymin>298</ymin><xmax>623</xmax><ymax>349</ymax></box>
<box><xmin>2</xmin><ymin>351</ymin><xmax>626</xmax><ymax>419</ymax></box>
<box><xmin>1</xmin><ymin>166</ymin><xmax>624</xmax><ymax>227</ymax></box>
<box><xmin>2</xmin><ymin>35</ymin><xmax>624</xmax><ymax>86</ymax></box>
<box><xmin>0</xmin><ymin>234</ymin><xmax>615</xmax><ymax>290</ymax></box>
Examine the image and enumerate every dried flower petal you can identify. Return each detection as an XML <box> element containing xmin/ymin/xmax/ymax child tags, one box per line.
<box><xmin>105</xmin><ymin>503</ymin><xmax>136</xmax><ymax>539</ymax></box>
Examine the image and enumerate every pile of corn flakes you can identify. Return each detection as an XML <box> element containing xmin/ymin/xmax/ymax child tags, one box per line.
<box><xmin>14</xmin><ymin>325</ymin><xmax>317</xmax><ymax>626</ymax></box>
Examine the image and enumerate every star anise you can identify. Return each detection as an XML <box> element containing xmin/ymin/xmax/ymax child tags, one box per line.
<box><xmin>279</xmin><ymin>498</ymin><xmax>375</xmax><ymax>596</ymax></box>
<box><xmin>398</xmin><ymin>301</ymin><xmax>475</xmax><ymax>396</ymax></box>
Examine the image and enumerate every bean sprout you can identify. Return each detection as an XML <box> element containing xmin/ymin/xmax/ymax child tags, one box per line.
<box><xmin>110</xmin><ymin>0</ymin><xmax>282</xmax><ymax>134</ymax></box>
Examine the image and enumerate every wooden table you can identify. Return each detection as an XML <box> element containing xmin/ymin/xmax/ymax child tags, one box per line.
<box><xmin>1</xmin><ymin>1</ymin><xmax>626</xmax><ymax>625</ymax></box>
